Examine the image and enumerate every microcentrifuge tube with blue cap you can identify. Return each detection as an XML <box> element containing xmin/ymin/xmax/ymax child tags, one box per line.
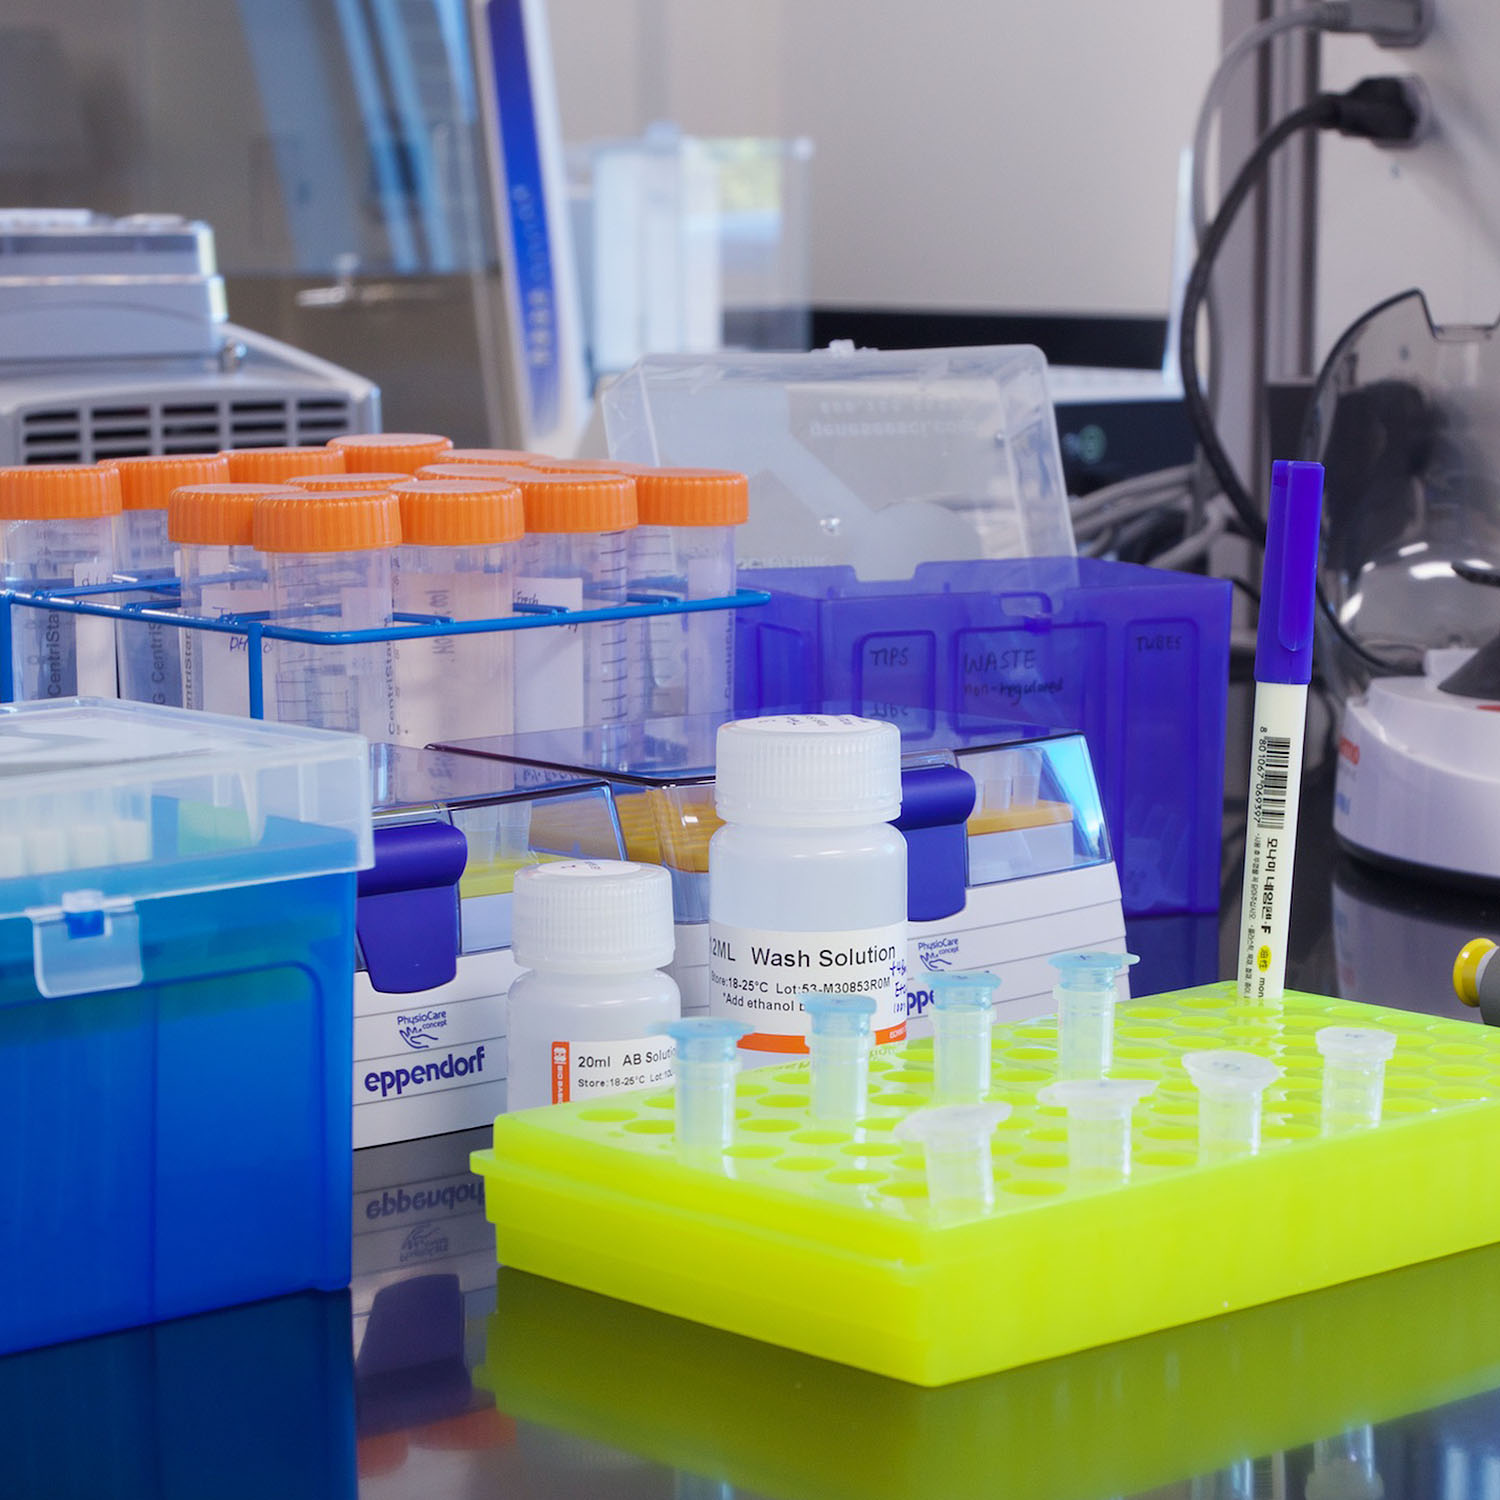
<box><xmin>1316</xmin><ymin>1026</ymin><xmax>1397</xmax><ymax>1133</ymax></box>
<box><xmin>1038</xmin><ymin>1078</ymin><xmax>1155</xmax><ymax>1184</ymax></box>
<box><xmin>1182</xmin><ymin>1050</ymin><xmax>1280</xmax><ymax>1163</ymax></box>
<box><xmin>1052</xmin><ymin>951</ymin><xmax>1138</xmax><ymax>1079</ymax></box>
<box><xmin>928</xmin><ymin>971</ymin><xmax>999</xmax><ymax>1102</ymax></box>
<box><xmin>894</xmin><ymin>1102</ymin><xmax>1011</xmax><ymax>1222</ymax></box>
<box><xmin>653</xmin><ymin>1016</ymin><xmax>752</xmax><ymax>1157</ymax></box>
<box><xmin>800</xmin><ymin>992</ymin><xmax>875</xmax><ymax>1122</ymax></box>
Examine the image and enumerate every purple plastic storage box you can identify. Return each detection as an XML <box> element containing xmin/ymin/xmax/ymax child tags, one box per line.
<box><xmin>734</xmin><ymin>558</ymin><xmax>1231</xmax><ymax>915</ymax></box>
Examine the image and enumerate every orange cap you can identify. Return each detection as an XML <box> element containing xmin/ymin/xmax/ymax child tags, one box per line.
<box><xmin>285</xmin><ymin>471</ymin><xmax>405</xmax><ymax>493</ymax></box>
<box><xmin>0</xmin><ymin>464</ymin><xmax>121</xmax><ymax>520</ymax></box>
<box><xmin>327</xmin><ymin>432</ymin><xmax>452</xmax><ymax>474</ymax></box>
<box><xmin>441</xmin><ymin>448</ymin><xmax>546</xmax><ymax>467</ymax></box>
<box><xmin>525</xmin><ymin>457</ymin><xmax>641</xmax><ymax>477</ymax></box>
<box><xmin>223</xmin><ymin>446</ymin><xmax>346</xmax><ymax>483</ymax></box>
<box><xmin>512</xmin><ymin>470</ymin><xmax>637</xmax><ymax>534</ymax></box>
<box><xmin>394</xmin><ymin>479</ymin><xmax>524</xmax><ymax>547</ymax></box>
<box><xmin>253</xmin><ymin>491</ymin><xmax>401</xmax><ymax>553</ymax></box>
<box><xmin>416</xmin><ymin>461</ymin><xmax>534</xmax><ymax>483</ymax></box>
<box><xmin>168</xmin><ymin>483</ymin><xmax>302</xmax><ymax>546</ymax></box>
<box><xmin>110</xmin><ymin>453</ymin><xmax>231</xmax><ymax>511</ymax></box>
<box><xmin>634</xmin><ymin>467</ymin><xmax>748</xmax><ymax>526</ymax></box>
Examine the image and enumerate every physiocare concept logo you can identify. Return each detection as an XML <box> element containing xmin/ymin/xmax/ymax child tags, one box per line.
<box><xmin>396</xmin><ymin>1008</ymin><xmax>448</xmax><ymax>1049</ymax></box>
<box><xmin>918</xmin><ymin>936</ymin><xmax>959</xmax><ymax>972</ymax></box>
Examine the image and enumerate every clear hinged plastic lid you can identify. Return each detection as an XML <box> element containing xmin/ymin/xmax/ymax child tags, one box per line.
<box><xmin>601</xmin><ymin>343</ymin><xmax>1073</xmax><ymax>579</ymax></box>
<box><xmin>0</xmin><ymin>698</ymin><xmax>373</xmax><ymax>919</ymax></box>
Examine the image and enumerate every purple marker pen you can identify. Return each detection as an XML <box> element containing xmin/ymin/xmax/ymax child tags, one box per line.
<box><xmin>1238</xmin><ymin>460</ymin><xmax>1324</xmax><ymax>1002</ymax></box>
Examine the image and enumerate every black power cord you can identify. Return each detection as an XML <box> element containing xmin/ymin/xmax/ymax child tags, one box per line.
<box><xmin>1179</xmin><ymin>77</ymin><xmax>1425</xmax><ymax>677</ymax></box>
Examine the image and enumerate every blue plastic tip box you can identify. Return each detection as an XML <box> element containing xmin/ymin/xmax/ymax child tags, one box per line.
<box><xmin>734</xmin><ymin>558</ymin><xmax>1231</xmax><ymax>915</ymax></box>
<box><xmin>0</xmin><ymin>699</ymin><xmax>372</xmax><ymax>1355</ymax></box>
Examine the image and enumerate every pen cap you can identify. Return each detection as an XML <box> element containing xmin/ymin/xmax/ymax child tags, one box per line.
<box><xmin>1256</xmin><ymin>459</ymin><xmax>1325</xmax><ymax>685</ymax></box>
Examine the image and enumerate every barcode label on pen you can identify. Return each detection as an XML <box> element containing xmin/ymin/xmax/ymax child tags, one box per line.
<box><xmin>1257</xmin><ymin>734</ymin><xmax>1291</xmax><ymax>830</ymax></box>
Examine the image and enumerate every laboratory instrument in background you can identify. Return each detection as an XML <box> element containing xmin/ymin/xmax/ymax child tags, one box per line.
<box><xmin>506</xmin><ymin>859</ymin><xmax>680</xmax><ymax>1110</ymax></box>
<box><xmin>708</xmin><ymin>713</ymin><xmax>907</xmax><ymax>1062</ymax></box>
<box><xmin>438</xmin><ymin>711</ymin><xmax>1126</xmax><ymax>1026</ymax></box>
<box><xmin>1302</xmin><ymin>292</ymin><xmax>1500</xmax><ymax>889</ymax></box>
<box><xmin>0</xmin><ymin>211</ymin><xmax>376</xmax><ymax>464</ymax></box>
<box><xmin>0</xmin><ymin>699</ymin><xmax>371</xmax><ymax>1356</ymax></box>
<box><xmin>568</xmin><ymin>127</ymin><xmax>813</xmax><ymax>379</ymax></box>
<box><xmin>1454</xmin><ymin>937</ymin><xmax>1500</xmax><ymax>1026</ymax></box>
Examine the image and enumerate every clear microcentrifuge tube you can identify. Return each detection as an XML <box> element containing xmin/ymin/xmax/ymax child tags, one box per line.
<box><xmin>799</xmin><ymin>992</ymin><xmax>876</xmax><ymax>1123</ymax></box>
<box><xmin>1182</xmin><ymin>1050</ymin><xmax>1281</xmax><ymax>1163</ymax></box>
<box><xmin>893</xmin><ymin>1103</ymin><xmax>1012</xmax><ymax>1222</ymax></box>
<box><xmin>653</xmin><ymin>1017</ymin><xmax>752</xmax><ymax>1157</ymax></box>
<box><xmin>1051</xmin><ymin>951</ymin><xmax>1139</xmax><ymax>1079</ymax></box>
<box><xmin>1038</xmin><ymin>1078</ymin><xmax>1155</xmax><ymax>1184</ymax></box>
<box><xmin>1316</xmin><ymin>1026</ymin><xmax>1397</xmax><ymax>1133</ymax></box>
<box><xmin>928</xmin><ymin>971</ymin><xmax>999</xmax><ymax>1102</ymax></box>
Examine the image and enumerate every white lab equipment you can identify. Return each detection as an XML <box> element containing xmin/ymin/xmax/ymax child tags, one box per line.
<box><xmin>1053</xmin><ymin>950</ymin><xmax>1139</xmax><ymax>1080</ymax></box>
<box><xmin>928</xmin><ymin>970</ymin><xmax>999</xmax><ymax>1102</ymax></box>
<box><xmin>1317</xmin><ymin>1026</ymin><xmax>1398</xmax><ymax>1132</ymax></box>
<box><xmin>629</xmin><ymin>466</ymin><xmax>747</xmax><ymax>720</ymax></box>
<box><xmin>391</xmin><ymin>477</ymin><xmax>524</xmax><ymax>747</ymax></box>
<box><xmin>327</xmin><ymin>431</ymin><xmax>452</xmax><ymax>475</ymax></box>
<box><xmin>708</xmin><ymin>713</ymin><xmax>907</xmax><ymax>1064</ymax></box>
<box><xmin>169</xmin><ymin>482</ymin><xmax>296</xmax><ymax>717</ymax></box>
<box><xmin>111</xmin><ymin>453</ymin><xmax>228</xmax><ymax>708</ymax></box>
<box><xmin>801</xmin><ymin>992</ymin><xmax>876</xmax><ymax>1123</ymax></box>
<box><xmin>1038</xmin><ymin>1077</ymin><xmax>1155</xmax><ymax>1184</ymax></box>
<box><xmin>224</xmin><ymin>446</ymin><xmax>346</xmax><ymax>484</ymax></box>
<box><xmin>510</xmin><ymin>469</ymin><xmax>637</xmax><ymax>733</ymax></box>
<box><xmin>252</xmin><ymin>488</ymin><xmax>399</xmax><ymax>740</ymax></box>
<box><xmin>893</xmin><ymin>1102</ymin><xmax>1012</xmax><ymax>1222</ymax></box>
<box><xmin>655</xmin><ymin>1015</ymin><xmax>752</xmax><ymax>1157</ymax></box>
<box><xmin>506</xmin><ymin>858</ymin><xmax>680</xmax><ymax>1111</ymax></box>
<box><xmin>1181</xmin><ymin>1050</ymin><xmax>1281</xmax><ymax>1164</ymax></box>
<box><xmin>0</xmin><ymin>463</ymin><xmax>120</xmax><ymax>701</ymax></box>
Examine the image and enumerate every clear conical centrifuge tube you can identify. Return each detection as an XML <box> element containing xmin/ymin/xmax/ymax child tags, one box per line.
<box><xmin>1316</xmin><ymin>1026</ymin><xmax>1397</xmax><ymax>1133</ymax></box>
<box><xmin>1051</xmin><ymin>950</ymin><xmax>1139</xmax><ymax>1079</ymax></box>
<box><xmin>653</xmin><ymin>1017</ymin><xmax>752</xmax><ymax>1157</ymax></box>
<box><xmin>929</xmin><ymin>970</ymin><xmax>999</xmax><ymax>1102</ymax></box>
<box><xmin>894</xmin><ymin>1103</ymin><xmax>1012</xmax><ymax>1222</ymax></box>
<box><xmin>1038</xmin><ymin>1078</ymin><xmax>1155</xmax><ymax>1184</ymax></box>
<box><xmin>1182</xmin><ymin>1049</ymin><xmax>1281</xmax><ymax>1163</ymax></box>
<box><xmin>799</xmin><ymin>992</ymin><xmax>876</xmax><ymax>1123</ymax></box>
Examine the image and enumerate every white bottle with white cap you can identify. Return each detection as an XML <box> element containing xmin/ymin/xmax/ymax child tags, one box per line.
<box><xmin>506</xmin><ymin>859</ymin><xmax>681</xmax><ymax>1111</ymax></box>
<box><xmin>708</xmin><ymin>714</ymin><xmax>908</xmax><ymax>1066</ymax></box>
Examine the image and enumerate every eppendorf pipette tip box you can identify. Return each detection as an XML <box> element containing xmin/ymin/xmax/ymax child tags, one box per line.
<box><xmin>471</xmin><ymin>983</ymin><xmax>1500</xmax><ymax>1386</ymax></box>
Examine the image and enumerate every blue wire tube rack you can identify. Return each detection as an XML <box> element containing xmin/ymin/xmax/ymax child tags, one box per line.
<box><xmin>0</xmin><ymin>578</ymin><xmax>770</xmax><ymax>719</ymax></box>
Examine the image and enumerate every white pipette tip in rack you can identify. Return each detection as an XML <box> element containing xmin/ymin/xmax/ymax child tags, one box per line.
<box><xmin>800</xmin><ymin>992</ymin><xmax>876</xmax><ymax>1123</ymax></box>
<box><xmin>1181</xmin><ymin>1050</ymin><xmax>1281</xmax><ymax>1163</ymax></box>
<box><xmin>894</xmin><ymin>1102</ymin><xmax>1012</xmax><ymax>1222</ymax></box>
<box><xmin>1050</xmin><ymin>950</ymin><xmax>1139</xmax><ymax>1080</ymax></box>
<box><xmin>653</xmin><ymin>1016</ymin><xmax>752</xmax><ymax>1157</ymax></box>
<box><xmin>1316</xmin><ymin>1026</ymin><xmax>1398</xmax><ymax>1133</ymax></box>
<box><xmin>1038</xmin><ymin>1077</ymin><xmax>1155</xmax><ymax>1184</ymax></box>
<box><xmin>928</xmin><ymin>970</ymin><xmax>999</xmax><ymax>1103</ymax></box>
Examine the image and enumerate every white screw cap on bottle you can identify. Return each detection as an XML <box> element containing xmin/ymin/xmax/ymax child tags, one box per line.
<box><xmin>714</xmin><ymin>714</ymin><xmax>902</xmax><ymax>828</ymax></box>
<box><xmin>512</xmin><ymin>859</ymin><xmax>675</xmax><ymax>974</ymax></box>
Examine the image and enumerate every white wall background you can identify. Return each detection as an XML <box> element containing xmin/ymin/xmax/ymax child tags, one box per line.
<box><xmin>546</xmin><ymin>0</ymin><xmax>1220</xmax><ymax>318</ymax></box>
